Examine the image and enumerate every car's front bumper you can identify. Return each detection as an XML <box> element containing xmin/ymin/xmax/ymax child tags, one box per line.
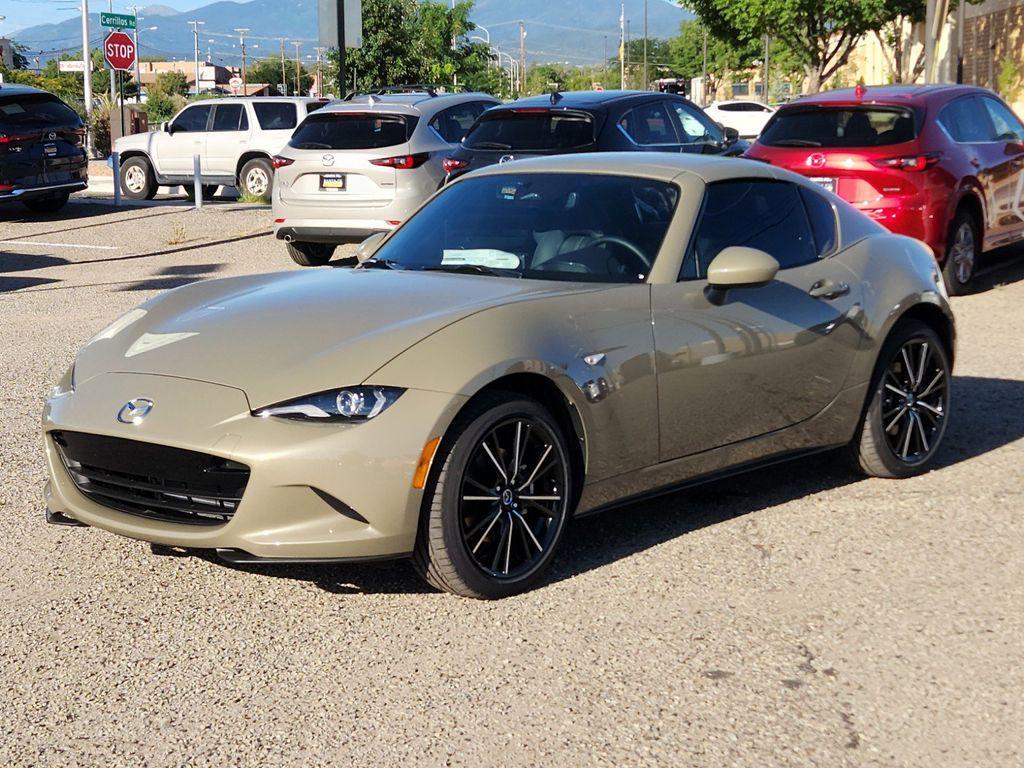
<box><xmin>42</xmin><ymin>372</ymin><xmax>466</xmax><ymax>560</ymax></box>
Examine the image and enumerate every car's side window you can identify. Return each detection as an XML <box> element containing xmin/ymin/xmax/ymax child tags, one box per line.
<box><xmin>680</xmin><ymin>180</ymin><xmax>817</xmax><ymax>280</ymax></box>
<box><xmin>671</xmin><ymin>103</ymin><xmax>720</xmax><ymax>144</ymax></box>
<box><xmin>980</xmin><ymin>97</ymin><xmax>1024</xmax><ymax>141</ymax></box>
<box><xmin>938</xmin><ymin>96</ymin><xmax>997</xmax><ymax>143</ymax></box>
<box><xmin>211</xmin><ymin>104</ymin><xmax>247</xmax><ymax>132</ymax></box>
<box><xmin>253</xmin><ymin>102</ymin><xmax>298</xmax><ymax>130</ymax></box>
<box><xmin>171</xmin><ymin>105</ymin><xmax>212</xmax><ymax>133</ymax></box>
<box><xmin>798</xmin><ymin>186</ymin><xmax>838</xmax><ymax>257</ymax></box>
<box><xmin>430</xmin><ymin>102</ymin><xmax>489</xmax><ymax>143</ymax></box>
<box><xmin>618</xmin><ymin>102</ymin><xmax>680</xmax><ymax>146</ymax></box>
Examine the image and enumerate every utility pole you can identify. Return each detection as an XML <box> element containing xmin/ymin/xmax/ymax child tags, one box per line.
<box><xmin>619</xmin><ymin>4</ymin><xmax>625</xmax><ymax>90</ymax></box>
<box><xmin>279</xmin><ymin>37</ymin><xmax>288</xmax><ymax>95</ymax></box>
<box><xmin>518</xmin><ymin>21</ymin><xmax>526</xmax><ymax>97</ymax></box>
<box><xmin>80</xmin><ymin>0</ymin><xmax>93</xmax><ymax>136</ymax></box>
<box><xmin>701</xmin><ymin>24</ymin><xmax>708</xmax><ymax>105</ymax></box>
<box><xmin>643</xmin><ymin>0</ymin><xmax>648</xmax><ymax>90</ymax></box>
<box><xmin>293</xmin><ymin>41</ymin><xmax>302</xmax><ymax>95</ymax></box>
<box><xmin>625</xmin><ymin>19</ymin><xmax>630</xmax><ymax>89</ymax></box>
<box><xmin>188</xmin><ymin>20</ymin><xmax>205</xmax><ymax>96</ymax></box>
<box><xmin>762</xmin><ymin>34</ymin><xmax>770</xmax><ymax>103</ymax></box>
<box><xmin>315</xmin><ymin>47</ymin><xmax>324</xmax><ymax>97</ymax></box>
<box><xmin>108</xmin><ymin>1</ymin><xmax>116</xmax><ymax>108</ymax></box>
<box><xmin>235</xmin><ymin>27</ymin><xmax>250</xmax><ymax>94</ymax></box>
<box><xmin>604</xmin><ymin>35</ymin><xmax>608</xmax><ymax>69</ymax></box>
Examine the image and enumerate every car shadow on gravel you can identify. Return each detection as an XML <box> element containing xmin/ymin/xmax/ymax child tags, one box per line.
<box><xmin>153</xmin><ymin>376</ymin><xmax>1024</xmax><ymax>595</ymax></box>
<box><xmin>974</xmin><ymin>247</ymin><xmax>1024</xmax><ymax>292</ymax></box>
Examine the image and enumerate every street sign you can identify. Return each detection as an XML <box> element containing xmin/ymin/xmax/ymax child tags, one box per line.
<box><xmin>59</xmin><ymin>60</ymin><xmax>91</xmax><ymax>73</ymax></box>
<box><xmin>100</xmin><ymin>12</ymin><xmax>136</xmax><ymax>30</ymax></box>
<box><xmin>229</xmin><ymin>76</ymin><xmax>243</xmax><ymax>93</ymax></box>
<box><xmin>103</xmin><ymin>30</ymin><xmax>137</xmax><ymax>72</ymax></box>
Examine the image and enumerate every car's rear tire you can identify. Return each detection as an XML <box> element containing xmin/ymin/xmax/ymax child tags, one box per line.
<box><xmin>942</xmin><ymin>210</ymin><xmax>979</xmax><ymax>295</ymax></box>
<box><xmin>184</xmin><ymin>184</ymin><xmax>218</xmax><ymax>201</ymax></box>
<box><xmin>120</xmin><ymin>156</ymin><xmax>157</xmax><ymax>200</ymax></box>
<box><xmin>240</xmin><ymin>157</ymin><xmax>273</xmax><ymax>199</ymax></box>
<box><xmin>413</xmin><ymin>394</ymin><xmax>573</xmax><ymax>599</ymax></box>
<box><xmin>22</xmin><ymin>192</ymin><xmax>70</xmax><ymax>213</ymax></box>
<box><xmin>851</xmin><ymin>320</ymin><xmax>951</xmax><ymax>479</ymax></box>
<box><xmin>286</xmin><ymin>241</ymin><xmax>336</xmax><ymax>266</ymax></box>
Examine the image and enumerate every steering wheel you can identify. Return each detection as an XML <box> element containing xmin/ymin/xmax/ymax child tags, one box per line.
<box><xmin>587</xmin><ymin>235</ymin><xmax>651</xmax><ymax>275</ymax></box>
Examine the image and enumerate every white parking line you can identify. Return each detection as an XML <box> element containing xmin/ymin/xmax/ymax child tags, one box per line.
<box><xmin>1</xmin><ymin>240</ymin><xmax>119</xmax><ymax>251</ymax></box>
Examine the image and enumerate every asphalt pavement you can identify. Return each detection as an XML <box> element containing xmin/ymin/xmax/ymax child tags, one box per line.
<box><xmin>0</xmin><ymin>196</ymin><xmax>1021</xmax><ymax>767</ymax></box>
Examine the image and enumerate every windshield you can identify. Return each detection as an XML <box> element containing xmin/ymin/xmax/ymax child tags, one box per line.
<box><xmin>760</xmin><ymin>106</ymin><xmax>918</xmax><ymax>148</ymax></box>
<box><xmin>289</xmin><ymin>112</ymin><xmax>416</xmax><ymax>150</ymax></box>
<box><xmin>0</xmin><ymin>94</ymin><xmax>81</xmax><ymax>129</ymax></box>
<box><xmin>463</xmin><ymin>110</ymin><xmax>595</xmax><ymax>151</ymax></box>
<box><xmin>369</xmin><ymin>172</ymin><xmax>679</xmax><ymax>283</ymax></box>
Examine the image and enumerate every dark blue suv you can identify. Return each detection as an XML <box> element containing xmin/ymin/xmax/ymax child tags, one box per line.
<box><xmin>442</xmin><ymin>90</ymin><xmax>748</xmax><ymax>181</ymax></box>
<box><xmin>0</xmin><ymin>84</ymin><xmax>88</xmax><ymax>213</ymax></box>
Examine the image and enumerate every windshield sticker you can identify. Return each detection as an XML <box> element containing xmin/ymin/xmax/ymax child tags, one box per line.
<box><xmin>441</xmin><ymin>249</ymin><xmax>521</xmax><ymax>269</ymax></box>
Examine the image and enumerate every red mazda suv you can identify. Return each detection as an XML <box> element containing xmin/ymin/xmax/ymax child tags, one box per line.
<box><xmin>745</xmin><ymin>85</ymin><xmax>1024</xmax><ymax>293</ymax></box>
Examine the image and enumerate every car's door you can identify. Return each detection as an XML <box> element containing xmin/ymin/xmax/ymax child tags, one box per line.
<box><xmin>203</xmin><ymin>102</ymin><xmax>250</xmax><ymax>177</ymax></box>
<box><xmin>651</xmin><ymin>179</ymin><xmax>863</xmax><ymax>461</ymax></box>
<box><xmin>151</xmin><ymin>103</ymin><xmax>212</xmax><ymax>176</ymax></box>
<box><xmin>979</xmin><ymin>95</ymin><xmax>1024</xmax><ymax>245</ymax></box>
<box><xmin>668</xmin><ymin>100</ymin><xmax>728</xmax><ymax>154</ymax></box>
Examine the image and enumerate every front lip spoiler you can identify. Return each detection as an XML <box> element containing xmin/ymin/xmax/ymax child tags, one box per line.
<box><xmin>45</xmin><ymin>507</ymin><xmax>89</xmax><ymax>527</ymax></box>
<box><xmin>214</xmin><ymin>548</ymin><xmax>411</xmax><ymax>565</ymax></box>
<box><xmin>1</xmin><ymin>181</ymin><xmax>88</xmax><ymax>199</ymax></box>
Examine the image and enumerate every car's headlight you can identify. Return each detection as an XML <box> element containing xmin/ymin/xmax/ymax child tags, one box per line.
<box><xmin>51</xmin><ymin>363</ymin><xmax>75</xmax><ymax>397</ymax></box>
<box><xmin>253</xmin><ymin>386</ymin><xmax>405</xmax><ymax>422</ymax></box>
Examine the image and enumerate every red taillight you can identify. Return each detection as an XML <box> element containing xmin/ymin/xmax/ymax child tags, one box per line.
<box><xmin>370</xmin><ymin>153</ymin><xmax>430</xmax><ymax>170</ymax></box>
<box><xmin>274</xmin><ymin>218</ymin><xmax>286</xmax><ymax>224</ymax></box>
<box><xmin>271</xmin><ymin>155</ymin><xmax>294</xmax><ymax>170</ymax></box>
<box><xmin>0</xmin><ymin>183</ymin><xmax>13</xmax><ymax>192</ymax></box>
<box><xmin>870</xmin><ymin>152</ymin><xmax>941</xmax><ymax>172</ymax></box>
<box><xmin>442</xmin><ymin>157</ymin><xmax>469</xmax><ymax>173</ymax></box>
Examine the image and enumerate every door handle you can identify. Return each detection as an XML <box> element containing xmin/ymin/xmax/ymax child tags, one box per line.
<box><xmin>808</xmin><ymin>279</ymin><xmax>850</xmax><ymax>300</ymax></box>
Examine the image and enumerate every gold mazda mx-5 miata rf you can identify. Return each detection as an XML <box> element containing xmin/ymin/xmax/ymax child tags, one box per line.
<box><xmin>43</xmin><ymin>154</ymin><xmax>954</xmax><ymax>598</ymax></box>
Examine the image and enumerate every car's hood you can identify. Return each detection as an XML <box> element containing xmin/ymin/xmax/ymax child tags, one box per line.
<box><xmin>114</xmin><ymin>131</ymin><xmax>155</xmax><ymax>151</ymax></box>
<box><xmin>75</xmin><ymin>268</ymin><xmax>597</xmax><ymax>407</ymax></box>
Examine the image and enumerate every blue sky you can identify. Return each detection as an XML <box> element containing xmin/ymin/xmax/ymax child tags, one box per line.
<box><xmin>1</xmin><ymin>1</ymin><xmax>212</xmax><ymax>34</ymax></box>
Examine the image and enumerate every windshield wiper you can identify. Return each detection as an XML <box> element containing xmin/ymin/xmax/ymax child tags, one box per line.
<box><xmin>770</xmin><ymin>139</ymin><xmax>822</xmax><ymax>147</ymax></box>
<box><xmin>419</xmin><ymin>264</ymin><xmax>501</xmax><ymax>276</ymax></box>
<box><xmin>358</xmin><ymin>257</ymin><xmax>401</xmax><ymax>270</ymax></box>
<box><xmin>293</xmin><ymin>141</ymin><xmax>332</xmax><ymax>149</ymax></box>
<box><xmin>471</xmin><ymin>141</ymin><xmax>513</xmax><ymax>150</ymax></box>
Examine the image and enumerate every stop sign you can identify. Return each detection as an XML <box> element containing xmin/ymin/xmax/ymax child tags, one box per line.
<box><xmin>104</xmin><ymin>30</ymin><xmax>136</xmax><ymax>71</ymax></box>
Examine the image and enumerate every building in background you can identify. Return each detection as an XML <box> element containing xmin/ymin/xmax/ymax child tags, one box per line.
<box><xmin>961</xmin><ymin>0</ymin><xmax>1024</xmax><ymax>100</ymax></box>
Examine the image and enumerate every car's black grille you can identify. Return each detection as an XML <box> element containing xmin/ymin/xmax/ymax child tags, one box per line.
<box><xmin>51</xmin><ymin>431</ymin><xmax>250</xmax><ymax>526</ymax></box>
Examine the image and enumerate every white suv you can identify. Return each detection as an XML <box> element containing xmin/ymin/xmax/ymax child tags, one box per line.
<box><xmin>271</xmin><ymin>90</ymin><xmax>499</xmax><ymax>265</ymax></box>
<box><xmin>115</xmin><ymin>96</ymin><xmax>327</xmax><ymax>200</ymax></box>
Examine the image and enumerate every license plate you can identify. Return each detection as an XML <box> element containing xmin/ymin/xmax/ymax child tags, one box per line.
<box><xmin>44</xmin><ymin>143</ymin><xmax>58</xmax><ymax>157</ymax></box>
<box><xmin>319</xmin><ymin>173</ymin><xmax>346</xmax><ymax>190</ymax></box>
<box><xmin>810</xmin><ymin>176</ymin><xmax>836</xmax><ymax>194</ymax></box>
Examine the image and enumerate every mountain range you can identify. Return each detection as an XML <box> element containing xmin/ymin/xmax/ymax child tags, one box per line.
<box><xmin>12</xmin><ymin>0</ymin><xmax>691</xmax><ymax>68</ymax></box>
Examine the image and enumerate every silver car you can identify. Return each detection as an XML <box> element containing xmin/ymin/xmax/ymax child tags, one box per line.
<box><xmin>115</xmin><ymin>96</ymin><xmax>327</xmax><ymax>201</ymax></box>
<box><xmin>271</xmin><ymin>89</ymin><xmax>500</xmax><ymax>265</ymax></box>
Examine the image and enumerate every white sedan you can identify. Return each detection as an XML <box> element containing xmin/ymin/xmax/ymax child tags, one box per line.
<box><xmin>704</xmin><ymin>100</ymin><xmax>777</xmax><ymax>139</ymax></box>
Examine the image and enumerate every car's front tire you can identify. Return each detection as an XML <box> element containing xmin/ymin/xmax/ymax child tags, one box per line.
<box><xmin>414</xmin><ymin>394</ymin><xmax>573</xmax><ymax>599</ymax></box>
<box><xmin>120</xmin><ymin>156</ymin><xmax>157</xmax><ymax>200</ymax></box>
<box><xmin>852</xmin><ymin>320</ymin><xmax>951</xmax><ymax>479</ymax></box>
<box><xmin>22</xmin><ymin>191</ymin><xmax>70</xmax><ymax>213</ymax></box>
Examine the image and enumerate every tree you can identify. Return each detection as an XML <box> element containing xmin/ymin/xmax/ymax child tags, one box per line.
<box><xmin>668</xmin><ymin>20</ymin><xmax>759</xmax><ymax>99</ymax></box>
<box><xmin>154</xmin><ymin>70</ymin><xmax>189</xmax><ymax>97</ymax></box>
<box><xmin>249</xmin><ymin>56</ymin><xmax>311</xmax><ymax>96</ymax></box>
<box><xmin>873</xmin><ymin>0</ymin><xmax>927</xmax><ymax>83</ymax></box>
<box><xmin>682</xmin><ymin>0</ymin><xmax>891</xmax><ymax>93</ymax></box>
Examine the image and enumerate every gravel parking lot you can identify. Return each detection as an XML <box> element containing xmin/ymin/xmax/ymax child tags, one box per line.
<box><xmin>1</xmin><ymin>197</ymin><xmax>1022</xmax><ymax>767</ymax></box>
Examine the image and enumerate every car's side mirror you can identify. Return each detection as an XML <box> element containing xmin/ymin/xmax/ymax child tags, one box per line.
<box><xmin>722</xmin><ymin>126</ymin><xmax>740</xmax><ymax>144</ymax></box>
<box><xmin>705</xmin><ymin>246</ymin><xmax>779</xmax><ymax>304</ymax></box>
<box><xmin>162</xmin><ymin>121</ymin><xmax>173</xmax><ymax>134</ymax></box>
<box><xmin>356</xmin><ymin>232</ymin><xmax>387</xmax><ymax>263</ymax></box>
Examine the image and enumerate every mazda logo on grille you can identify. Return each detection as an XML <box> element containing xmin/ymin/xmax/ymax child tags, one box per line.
<box><xmin>498</xmin><ymin>154</ymin><xmax>516</xmax><ymax>164</ymax></box>
<box><xmin>117</xmin><ymin>398</ymin><xmax>154</xmax><ymax>424</ymax></box>
<box><xmin>322</xmin><ymin>154</ymin><xmax>335</xmax><ymax>166</ymax></box>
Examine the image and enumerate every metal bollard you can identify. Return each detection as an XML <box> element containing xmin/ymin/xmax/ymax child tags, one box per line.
<box><xmin>112</xmin><ymin>151</ymin><xmax>121</xmax><ymax>206</ymax></box>
<box><xmin>193</xmin><ymin>153</ymin><xmax>203</xmax><ymax>211</ymax></box>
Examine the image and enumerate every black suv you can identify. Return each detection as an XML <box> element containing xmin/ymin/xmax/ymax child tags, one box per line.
<box><xmin>0</xmin><ymin>84</ymin><xmax>88</xmax><ymax>213</ymax></box>
<box><xmin>442</xmin><ymin>90</ymin><xmax>748</xmax><ymax>181</ymax></box>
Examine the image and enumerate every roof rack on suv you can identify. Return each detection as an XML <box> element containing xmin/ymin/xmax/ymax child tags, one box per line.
<box><xmin>342</xmin><ymin>84</ymin><xmax>469</xmax><ymax>100</ymax></box>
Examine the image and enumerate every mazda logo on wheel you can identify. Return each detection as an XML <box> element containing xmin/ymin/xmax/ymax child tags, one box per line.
<box><xmin>498</xmin><ymin>154</ymin><xmax>516</xmax><ymax>164</ymax></box>
<box><xmin>117</xmin><ymin>398</ymin><xmax>154</xmax><ymax>424</ymax></box>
